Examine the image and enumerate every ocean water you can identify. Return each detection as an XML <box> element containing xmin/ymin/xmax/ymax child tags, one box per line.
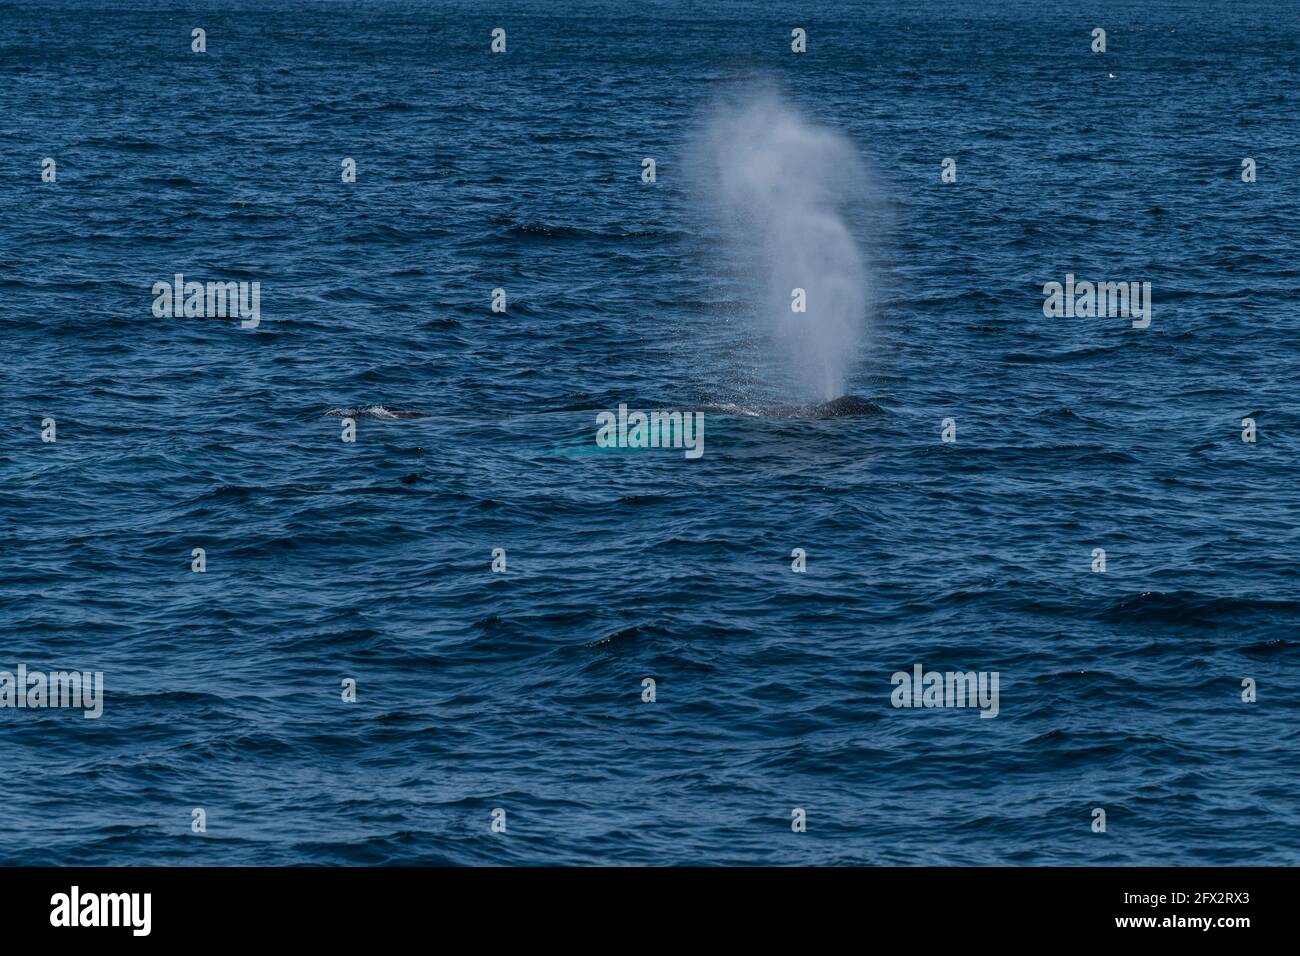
<box><xmin>1</xmin><ymin>0</ymin><xmax>1297</xmax><ymax>866</ymax></box>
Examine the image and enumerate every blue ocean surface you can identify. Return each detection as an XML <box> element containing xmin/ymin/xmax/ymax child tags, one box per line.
<box><xmin>1</xmin><ymin>0</ymin><xmax>1297</xmax><ymax>865</ymax></box>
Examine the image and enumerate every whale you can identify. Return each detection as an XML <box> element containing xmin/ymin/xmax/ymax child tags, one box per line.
<box><xmin>325</xmin><ymin>406</ymin><xmax>432</xmax><ymax>420</ymax></box>
<box><xmin>807</xmin><ymin>395</ymin><xmax>885</xmax><ymax>418</ymax></box>
<box><xmin>700</xmin><ymin>395</ymin><xmax>885</xmax><ymax>419</ymax></box>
